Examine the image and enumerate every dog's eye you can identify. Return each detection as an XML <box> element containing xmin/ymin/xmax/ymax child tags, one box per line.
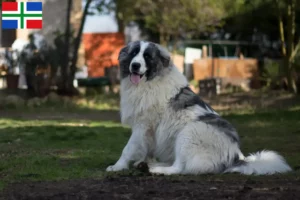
<box><xmin>132</xmin><ymin>50</ymin><xmax>139</xmax><ymax>56</ymax></box>
<box><xmin>144</xmin><ymin>53</ymin><xmax>151</xmax><ymax>59</ymax></box>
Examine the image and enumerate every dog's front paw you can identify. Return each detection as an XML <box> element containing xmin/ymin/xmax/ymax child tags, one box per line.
<box><xmin>106</xmin><ymin>164</ymin><xmax>128</xmax><ymax>172</ymax></box>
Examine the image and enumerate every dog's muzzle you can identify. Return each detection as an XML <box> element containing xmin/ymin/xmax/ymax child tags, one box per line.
<box><xmin>130</xmin><ymin>62</ymin><xmax>144</xmax><ymax>84</ymax></box>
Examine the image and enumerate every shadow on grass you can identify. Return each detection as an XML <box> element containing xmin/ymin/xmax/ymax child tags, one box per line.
<box><xmin>0</xmin><ymin>109</ymin><xmax>121</xmax><ymax>122</ymax></box>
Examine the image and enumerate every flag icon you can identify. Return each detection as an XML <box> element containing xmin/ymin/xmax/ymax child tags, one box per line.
<box><xmin>2</xmin><ymin>2</ymin><xmax>43</xmax><ymax>29</ymax></box>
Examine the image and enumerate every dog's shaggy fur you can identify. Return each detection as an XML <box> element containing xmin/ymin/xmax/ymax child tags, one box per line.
<box><xmin>106</xmin><ymin>41</ymin><xmax>292</xmax><ymax>175</ymax></box>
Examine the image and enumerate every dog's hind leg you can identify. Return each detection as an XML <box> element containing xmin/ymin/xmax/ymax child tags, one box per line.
<box><xmin>149</xmin><ymin>124</ymin><xmax>221</xmax><ymax>175</ymax></box>
<box><xmin>173</xmin><ymin>124</ymin><xmax>224</xmax><ymax>175</ymax></box>
<box><xmin>149</xmin><ymin>159</ymin><xmax>183</xmax><ymax>175</ymax></box>
<box><xmin>149</xmin><ymin>134</ymin><xmax>186</xmax><ymax>175</ymax></box>
<box><xmin>149</xmin><ymin>144</ymin><xmax>217</xmax><ymax>175</ymax></box>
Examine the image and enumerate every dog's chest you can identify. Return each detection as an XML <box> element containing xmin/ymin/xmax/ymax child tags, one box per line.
<box><xmin>120</xmin><ymin>90</ymin><xmax>165</xmax><ymax>126</ymax></box>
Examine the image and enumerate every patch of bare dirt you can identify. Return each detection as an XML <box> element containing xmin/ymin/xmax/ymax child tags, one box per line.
<box><xmin>1</xmin><ymin>177</ymin><xmax>300</xmax><ymax>200</ymax></box>
<box><xmin>202</xmin><ymin>91</ymin><xmax>300</xmax><ymax>111</ymax></box>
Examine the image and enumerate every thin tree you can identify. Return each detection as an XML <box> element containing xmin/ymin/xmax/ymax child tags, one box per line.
<box><xmin>61</xmin><ymin>0</ymin><xmax>73</xmax><ymax>94</ymax></box>
<box><xmin>276</xmin><ymin>0</ymin><xmax>298</xmax><ymax>93</ymax></box>
<box><xmin>60</xmin><ymin>0</ymin><xmax>92</xmax><ymax>95</ymax></box>
<box><xmin>68</xmin><ymin>0</ymin><xmax>92</xmax><ymax>94</ymax></box>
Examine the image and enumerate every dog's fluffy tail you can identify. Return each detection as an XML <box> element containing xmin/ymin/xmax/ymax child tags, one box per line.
<box><xmin>225</xmin><ymin>150</ymin><xmax>292</xmax><ymax>175</ymax></box>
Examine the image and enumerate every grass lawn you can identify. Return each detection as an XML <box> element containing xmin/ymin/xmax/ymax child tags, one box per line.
<box><xmin>0</xmin><ymin>119</ymin><xmax>130</xmax><ymax>189</ymax></box>
<box><xmin>0</xmin><ymin>93</ymin><xmax>300</xmax><ymax>198</ymax></box>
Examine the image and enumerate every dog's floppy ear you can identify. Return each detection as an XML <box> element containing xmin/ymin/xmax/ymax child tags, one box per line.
<box><xmin>118</xmin><ymin>41</ymin><xmax>137</xmax><ymax>62</ymax></box>
<box><xmin>118</xmin><ymin>45</ymin><xmax>130</xmax><ymax>62</ymax></box>
<box><xmin>155</xmin><ymin>44</ymin><xmax>170</xmax><ymax>67</ymax></box>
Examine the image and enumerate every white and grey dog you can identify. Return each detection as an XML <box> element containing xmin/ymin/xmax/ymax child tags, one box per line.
<box><xmin>106</xmin><ymin>41</ymin><xmax>292</xmax><ymax>175</ymax></box>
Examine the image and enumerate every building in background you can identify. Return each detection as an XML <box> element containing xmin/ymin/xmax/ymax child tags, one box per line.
<box><xmin>82</xmin><ymin>0</ymin><xmax>124</xmax><ymax>77</ymax></box>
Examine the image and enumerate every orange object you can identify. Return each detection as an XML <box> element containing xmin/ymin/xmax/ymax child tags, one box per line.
<box><xmin>83</xmin><ymin>32</ymin><xmax>125</xmax><ymax>77</ymax></box>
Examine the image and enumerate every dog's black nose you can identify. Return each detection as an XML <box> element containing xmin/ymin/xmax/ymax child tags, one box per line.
<box><xmin>131</xmin><ymin>62</ymin><xmax>141</xmax><ymax>71</ymax></box>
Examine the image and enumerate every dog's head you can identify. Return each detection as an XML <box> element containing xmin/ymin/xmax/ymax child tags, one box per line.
<box><xmin>118</xmin><ymin>41</ymin><xmax>171</xmax><ymax>84</ymax></box>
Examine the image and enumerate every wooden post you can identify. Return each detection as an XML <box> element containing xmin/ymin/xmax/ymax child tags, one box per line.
<box><xmin>210</xmin><ymin>40</ymin><xmax>214</xmax><ymax>78</ymax></box>
<box><xmin>202</xmin><ymin>45</ymin><xmax>207</xmax><ymax>58</ymax></box>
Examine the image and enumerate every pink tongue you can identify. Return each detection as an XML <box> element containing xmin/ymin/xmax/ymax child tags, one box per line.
<box><xmin>130</xmin><ymin>74</ymin><xmax>141</xmax><ymax>84</ymax></box>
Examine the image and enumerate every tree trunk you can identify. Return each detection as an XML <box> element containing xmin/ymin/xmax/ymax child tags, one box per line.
<box><xmin>159</xmin><ymin>28</ymin><xmax>170</xmax><ymax>47</ymax></box>
<box><xmin>278</xmin><ymin>15</ymin><xmax>286</xmax><ymax>79</ymax></box>
<box><xmin>115</xmin><ymin>0</ymin><xmax>125</xmax><ymax>33</ymax></box>
<box><xmin>285</xmin><ymin>0</ymin><xmax>297</xmax><ymax>93</ymax></box>
<box><xmin>275</xmin><ymin>0</ymin><xmax>287</xmax><ymax>87</ymax></box>
<box><xmin>67</xmin><ymin>0</ymin><xmax>92</xmax><ymax>95</ymax></box>
<box><xmin>159</xmin><ymin>32</ymin><xmax>166</xmax><ymax>46</ymax></box>
<box><xmin>60</xmin><ymin>0</ymin><xmax>73</xmax><ymax>94</ymax></box>
<box><xmin>275</xmin><ymin>0</ymin><xmax>286</xmax><ymax>57</ymax></box>
<box><xmin>171</xmin><ymin>34</ymin><xmax>180</xmax><ymax>53</ymax></box>
<box><xmin>278</xmin><ymin>18</ymin><xmax>286</xmax><ymax>57</ymax></box>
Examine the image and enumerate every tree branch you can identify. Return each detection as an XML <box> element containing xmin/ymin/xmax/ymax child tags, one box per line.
<box><xmin>275</xmin><ymin>0</ymin><xmax>286</xmax><ymax>56</ymax></box>
<box><xmin>290</xmin><ymin>40</ymin><xmax>300</xmax><ymax>62</ymax></box>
